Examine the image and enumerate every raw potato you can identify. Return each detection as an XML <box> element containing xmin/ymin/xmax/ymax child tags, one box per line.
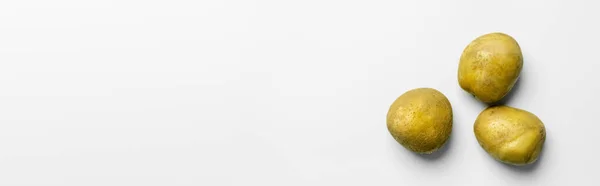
<box><xmin>387</xmin><ymin>88</ymin><xmax>452</xmax><ymax>154</ymax></box>
<box><xmin>474</xmin><ymin>106</ymin><xmax>546</xmax><ymax>165</ymax></box>
<box><xmin>458</xmin><ymin>32</ymin><xmax>523</xmax><ymax>104</ymax></box>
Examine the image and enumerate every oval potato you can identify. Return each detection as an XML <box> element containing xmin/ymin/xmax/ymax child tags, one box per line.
<box><xmin>387</xmin><ymin>88</ymin><xmax>453</xmax><ymax>154</ymax></box>
<box><xmin>474</xmin><ymin>106</ymin><xmax>546</xmax><ymax>165</ymax></box>
<box><xmin>458</xmin><ymin>32</ymin><xmax>523</xmax><ymax>104</ymax></box>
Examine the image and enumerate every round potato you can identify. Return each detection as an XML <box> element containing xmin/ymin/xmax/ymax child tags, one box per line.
<box><xmin>474</xmin><ymin>106</ymin><xmax>546</xmax><ymax>165</ymax></box>
<box><xmin>386</xmin><ymin>88</ymin><xmax>453</xmax><ymax>154</ymax></box>
<box><xmin>458</xmin><ymin>32</ymin><xmax>523</xmax><ymax>104</ymax></box>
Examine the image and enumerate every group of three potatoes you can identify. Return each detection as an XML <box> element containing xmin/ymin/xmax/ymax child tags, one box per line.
<box><xmin>386</xmin><ymin>32</ymin><xmax>546</xmax><ymax>166</ymax></box>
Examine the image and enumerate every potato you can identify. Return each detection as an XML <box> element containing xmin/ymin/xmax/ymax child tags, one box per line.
<box><xmin>458</xmin><ymin>32</ymin><xmax>523</xmax><ymax>104</ymax></box>
<box><xmin>474</xmin><ymin>106</ymin><xmax>546</xmax><ymax>165</ymax></box>
<box><xmin>387</xmin><ymin>88</ymin><xmax>453</xmax><ymax>154</ymax></box>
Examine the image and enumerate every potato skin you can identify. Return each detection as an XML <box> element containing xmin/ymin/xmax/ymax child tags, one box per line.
<box><xmin>386</xmin><ymin>88</ymin><xmax>453</xmax><ymax>154</ymax></box>
<box><xmin>474</xmin><ymin>106</ymin><xmax>546</xmax><ymax>165</ymax></box>
<box><xmin>458</xmin><ymin>32</ymin><xmax>523</xmax><ymax>104</ymax></box>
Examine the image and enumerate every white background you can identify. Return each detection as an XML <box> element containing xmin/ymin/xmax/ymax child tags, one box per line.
<box><xmin>0</xmin><ymin>0</ymin><xmax>597</xmax><ymax>185</ymax></box>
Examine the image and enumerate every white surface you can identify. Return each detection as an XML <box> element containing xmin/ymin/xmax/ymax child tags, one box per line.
<box><xmin>0</xmin><ymin>0</ymin><xmax>598</xmax><ymax>185</ymax></box>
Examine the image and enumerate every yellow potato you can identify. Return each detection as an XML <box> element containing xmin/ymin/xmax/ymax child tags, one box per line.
<box><xmin>387</xmin><ymin>88</ymin><xmax>453</xmax><ymax>154</ymax></box>
<box><xmin>474</xmin><ymin>106</ymin><xmax>546</xmax><ymax>165</ymax></box>
<box><xmin>458</xmin><ymin>32</ymin><xmax>523</xmax><ymax>104</ymax></box>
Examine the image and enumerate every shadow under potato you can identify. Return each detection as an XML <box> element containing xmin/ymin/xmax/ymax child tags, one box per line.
<box><xmin>492</xmin><ymin>73</ymin><xmax>524</xmax><ymax>106</ymax></box>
